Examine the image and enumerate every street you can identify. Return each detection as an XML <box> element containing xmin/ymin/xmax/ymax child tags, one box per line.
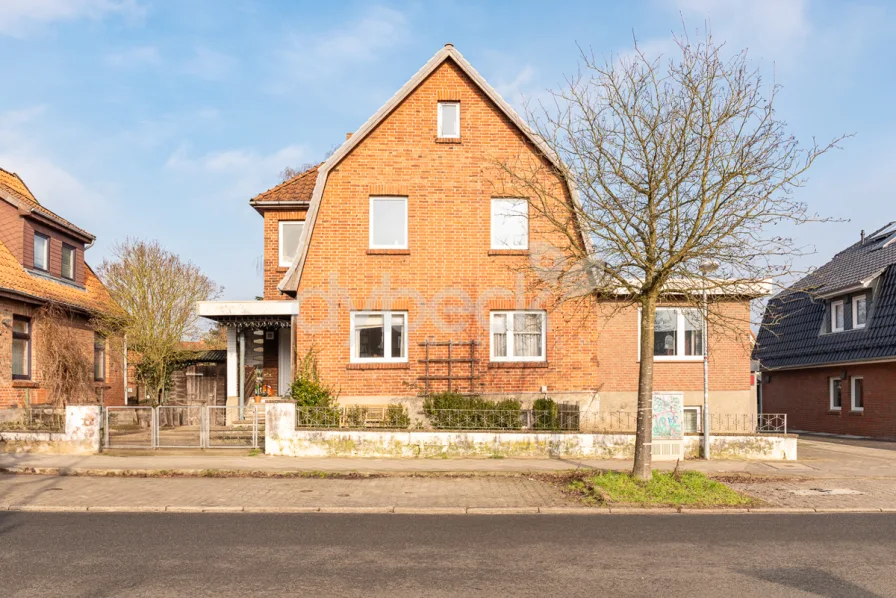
<box><xmin>2</xmin><ymin>513</ymin><xmax>894</xmax><ymax>597</ymax></box>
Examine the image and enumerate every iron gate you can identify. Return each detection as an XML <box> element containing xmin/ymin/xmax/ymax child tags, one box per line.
<box><xmin>104</xmin><ymin>405</ymin><xmax>263</xmax><ymax>450</ymax></box>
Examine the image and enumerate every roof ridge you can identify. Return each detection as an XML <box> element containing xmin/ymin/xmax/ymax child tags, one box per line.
<box><xmin>0</xmin><ymin>166</ymin><xmax>39</xmax><ymax>204</ymax></box>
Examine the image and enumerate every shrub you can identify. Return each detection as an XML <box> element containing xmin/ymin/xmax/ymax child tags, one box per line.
<box><xmin>385</xmin><ymin>404</ymin><xmax>411</xmax><ymax>428</ymax></box>
<box><xmin>289</xmin><ymin>346</ymin><xmax>340</xmax><ymax>427</ymax></box>
<box><xmin>422</xmin><ymin>392</ymin><xmax>522</xmax><ymax>430</ymax></box>
<box><xmin>532</xmin><ymin>397</ymin><xmax>559</xmax><ymax>430</ymax></box>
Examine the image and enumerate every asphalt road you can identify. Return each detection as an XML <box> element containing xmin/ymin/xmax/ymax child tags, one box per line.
<box><xmin>2</xmin><ymin>513</ymin><xmax>894</xmax><ymax>597</ymax></box>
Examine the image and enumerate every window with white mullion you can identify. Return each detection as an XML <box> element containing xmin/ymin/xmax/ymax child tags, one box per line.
<box><xmin>350</xmin><ymin>311</ymin><xmax>407</xmax><ymax>363</ymax></box>
<box><xmin>490</xmin><ymin>311</ymin><xmax>545</xmax><ymax>362</ymax></box>
<box><xmin>651</xmin><ymin>307</ymin><xmax>703</xmax><ymax>360</ymax></box>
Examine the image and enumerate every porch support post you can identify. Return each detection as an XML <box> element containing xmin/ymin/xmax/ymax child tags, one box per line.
<box><xmin>239</xmin><ymin>329</ymin><xmax>246</xmax><ymax>420</ymax></box>
<box><xmin>226</xmin><ymin>327</ymin><xmax>238</xmax><ymax>399</ymax></box>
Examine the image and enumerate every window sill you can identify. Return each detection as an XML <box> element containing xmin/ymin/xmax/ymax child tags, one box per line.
<box><xmin>347</xmin><ymin>362</ymin><xmax>410</xmax><ymax>370</ymax></box>
<box><xmin>849</xmin><ymin>409</ymin><xmax>865</xmax><ymax>416</ymax></box>
<box><xmin>488</xmin><ymin>361</ymin><xmax>548</xmax><ymax>369</ymax></box>
<box><xmin>488</xmin><ymin>249</ymin><xmax>528</xmax><ymax>256</ymax></box>
<box><xmin>366</xmin><ymin>249</ymin><xmax>410</xmax><ymax>255</ymax></box>
<box><xmin>650</xmin><ymin>357</ymin><xmax>704</xmax><ymax>363</ymax></box>
<box><xmin>12</xmin><ymin>380</ymin><xmax>39</xmax><ymax>388</ymax></box>
<box><xmin>435</xmin><ymin>137</ymin><xmax>462</xmax><ymax>144</ymax></box>
<box><xmin>827</xmin><ymin>409</ymin><xmax>842</xmax><ymax>415</ymax></box>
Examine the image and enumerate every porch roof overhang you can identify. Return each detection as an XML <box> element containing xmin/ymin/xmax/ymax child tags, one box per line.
<box><xmin>196</xmin><ymin>300</ymin><xmax>298</xmax><ymax>329</ymax></box>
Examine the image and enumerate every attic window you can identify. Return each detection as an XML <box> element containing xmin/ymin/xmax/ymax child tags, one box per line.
<box><xmin>438</xmin><ymin>102</ymin><xmax>460</xmax><ymax>138</ymax></box>
<box><xmin>831</xmin><ymin>300</ymin><xmax>845</xmax><ymax>333</ymax></box>
<box><xmin>852</xmin><ymin>295</ymin><xmax>867</xmax><ymax>329</ymax></box>
<box><xmin>33</xmin><ymin>233</ymin><xmax>49</xmax><ymax>271</ymax></box>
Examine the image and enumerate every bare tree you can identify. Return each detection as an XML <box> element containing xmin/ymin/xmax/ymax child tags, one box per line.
<box><xmin>35</xmin><ymin>303</ymin><xmax>96</xmax><ymax>406</ymax></box>
<box><xmin>495</xmin><ymin>30</ymin><xmax>847</xmax><ymax>480</ymax></box>
<box><xmin>95</xmin><ymin>239</ymin><xmax>221</xmax><ymax>406</ymax></box>
<box><xmin>279</xmin><ymin>144</ymin><xmax>341</xmax><ymax>182</ymax></box>
<box><xmin>199</xmin><ymin>323</ymin><xmax>227</xmax><ymax>350</ymax></box>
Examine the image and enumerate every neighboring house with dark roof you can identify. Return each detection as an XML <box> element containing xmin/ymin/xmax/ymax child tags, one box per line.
<box><xmin>197</xmin><ymin>45</ymin><xmax>759</xmax><ymax>424</ymax></box>
<box><xmin>0</xmin><ymin>168</ymin><xmax>125</xmax><ymax>408</ymax></box>
<box><xmin>755</xmin><ymin>223</ymin><xmax>896</xmax><ymax>438</ymax></box>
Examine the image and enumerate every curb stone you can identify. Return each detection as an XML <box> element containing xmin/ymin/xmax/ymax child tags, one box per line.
<box><xmin>538</xmin><ymin>507</ymin><xmax>608</xmax><ymax>515</ymax></box>
<box><xmin>393</xmin><ymin>507</ymin><xmax>467</xmax><ymax>515</ymax></box>
<box><xmin>242</xmin><ymin>506</ymin><xmax>321</xmax><ymax>513</ymax></box>
<box><xmin>317</xmin><ymin>506</ymin><xmax>395</xmax><ymax>514</ymax></box>
<box><xmin>467</xmin><ymin>507</ymin><xmax>540</xmax><ymax>515</ymax></box>
<box><xmin>87</xmin><ymin>506</ymin><xmax>166</xmax><ymax>513</ymax></box>
<box><xmin>8</xmin><ymin>504</ymin><xmax>87</xmax><ymax>512</ymax></box>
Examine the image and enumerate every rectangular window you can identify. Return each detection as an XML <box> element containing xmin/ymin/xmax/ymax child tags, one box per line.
<box><xmin>350</xmin><ymin>311</ymin><xmax>407</xmax><ymax>363</ymax></box>
<box><xmin>369</xmin><ymin>197</ymin><xmax>408</xmax><ymax>249</ymax></box>
<box><xmin>831</xmin><ymin>300</ymin><xmax>845</xmax><ymax>332</ymax></box>
<box><xmin>829</xmin><ymin>377</ymin><xmax>842</xmax><ymax>410</ymax></box>
<box><xmin>490</xmin><ymin>311</ymin><xmax>546</xmax><ymax>362</ymax></box>
<box><xmin>683</xmin><ymin>407</ymin><xmax>701</xmax><ymax>433</ymax></box>
<box><xmin>437</xmin><ymin>102</ymin><xmax>460</xmax><ymax>138</ymax></box>
<box><xmin>94</xmin><ymin>334</ymin><xmax>106</xmax><ymax>381</ymax></box>
<box><xmin>12</xmin><ymin>316</ymin><xmax>31</xmax><ymax>380</ymax></box>
<box><xmin>851</xmin><ymin>376</ymin><xmax>864</xmax><ymax>411</ymax></box>
<box><xmin>651</xmin><ymin>308</ymin><xmax>704</xmax><ymax>360</ymax></box>
<box><xmin>278</xmin><ymin>221</ymin><xmax>304</xmax><ymax>268</ymax></box>
<box><xmin>852</xmin><ymin>295</ymin><xmax>867</xmax><ymax>329</ymax></box>
<box><xmin>61</xmin><ymin>244</ymin><xmax>75</xmax><ymax>280</ymax></box>
<box><xmin>491</xmin><ymin>199</ymin><xmax>528</xmax><ymax>249</ymax></box>
<box><xmin>33</xmin><ymin>233</ymin><xmax>49</xmax><ymax>271</ymax></box>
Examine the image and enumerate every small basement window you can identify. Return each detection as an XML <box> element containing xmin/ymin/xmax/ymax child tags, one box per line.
<box><xmin>852</xmin><ymin>295</ymin><xmax>867</xmax><ymax>329</ymax></box>
<box><xmin>831</xmin><ymin>300</ymin><xmax>845</xmax><ymax>332</ymax></box>
<box><xmin>438</xmin><ymin>102</ymin><xmax>460</xmax><ymax>138</ymax></box>
<box><xmin>683</xmin><ymin>407</ymin><xmax>701</xmax><ymax>433</ymax></box>
<box><xmin>279</xmin><ymin>221</ymin><xmax>304</xmax><ymax>268</ymax></box>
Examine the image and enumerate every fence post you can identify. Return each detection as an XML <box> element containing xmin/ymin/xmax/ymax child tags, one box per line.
<box><xmin>264</xmin><ymin>400</ymin><xmax>296</xmax><ymax>456</ymax></box>
<box><xmin>65</xmin><ymin>405</ymin><xmax>102</xmax><ymax>453</ymax></box>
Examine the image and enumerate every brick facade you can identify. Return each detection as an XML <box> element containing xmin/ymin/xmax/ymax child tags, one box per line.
<box><xmin>0</xmin><ymin>298</ymin><xmax>125</xmax><ymax>408</ymax></box>
<box><xmin>255</xmin><ymin>58</ymin><xmax>754</xmax><ymax>412</ymax></box>
<box><xmin>762</xmin><ymin>362</ymin><xmax>896</xmax><ymax>439</ymax></box>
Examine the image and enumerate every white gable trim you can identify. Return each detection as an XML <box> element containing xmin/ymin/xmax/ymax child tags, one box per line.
<box><xmin>277</xmin><ymin>45</ymin><xmax>592</xmax><ymax>293</ymax></box>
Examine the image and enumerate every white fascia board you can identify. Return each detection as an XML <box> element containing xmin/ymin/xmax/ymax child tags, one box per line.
<box><xmin>196</xmin><ymin>300</ymin><xmax>298</xmax><ymax>317</ymax></box>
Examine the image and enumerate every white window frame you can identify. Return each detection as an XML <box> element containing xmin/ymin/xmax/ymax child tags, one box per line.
<box><xmin>831</xmin><ymin>300</ymin><xmax>845</xmax><ymax>332</ymax></box>
<box><xmin>490</xmin><ymin>310</ymin><xmax>547</xmax><ymax>362</ymax></box>
<box><xmin>490</xmin><ymin>198</ymin><xmax>529</xmax><ymax>250</ymax></box>
<box><xmin>278</xmin><ymin>221</ymin><xmax>304</xmax><ymax>268</ymax></box>
<box><xmin>829</xmin><ymin>377</ymin><xmax>842</xmax><ymax>410</ymax></box>
<box><xmin>638</xmin><ymin>307</ymin><xmax>705</xmax><ymax>362</ymax></box>
<box><xmin>852</xmin><ymin>295</ymin><xmax>867</xmax><ymax>329</ymax></box>
<box><xmin>437</xmin><ymin>102</ymin><xmax>460</xmax><ymax>138</ymax></box>
<box><xmin>851</xmin><ymin>376</ymin><xmax>864</xmax><ymax>412</ymax></box>
<box><xmin>33</xmin><ymin>233</ymin><xmax>49</xmax><ymax>271</ymax></box>
<box><xmin>683</xmin><ymin>406</ymin><xmax>701</xmax><ymax>433</ymax></box>
<box><xmin>369</xmin><ymin>197</ymin><xmax>408</xmax><ymax>250</ymax></box>
<box><xmin>61</xmin><ymin>243</ymin><xmax>75</xmax><ymax>280</ymax></box>
<box><xmin>349</xmin><ymin>311</ymin><xmax>408</xmax><ymax>364</ymax></box>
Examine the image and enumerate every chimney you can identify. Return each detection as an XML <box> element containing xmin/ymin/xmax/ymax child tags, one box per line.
<box><xmin>861</xmin><ymin>229</ymin><xmax>866</xmax><ymax>245</ymax></box>
<box><xmin>345</xmin><ymin>132</ymin><xmax>353</xmax><ymax>140</ymax></box>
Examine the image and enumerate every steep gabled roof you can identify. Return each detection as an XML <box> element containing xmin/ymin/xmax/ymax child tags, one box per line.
<box><xmin>754</xmin><ymin>228</ymin><xmax>896</xmax><ymax>369</ymax></box>
<box><xmin>0</xmin><ymin>167</ymin><xmax>94</xmax><ymax>242</ymax></box>
<box><xmin>249</xmin><ymin>164</ymin><xmax>320</xmax><ymax>211</ymax></box>
<box><xmin>276</xmin><ymin>44</ymin><xmax>592</xmax><ymax>294</ymax></box>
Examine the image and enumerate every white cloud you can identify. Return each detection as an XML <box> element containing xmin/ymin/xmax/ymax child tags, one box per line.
<box><xmin>0</xmin><ymin>0</ymin><xmax>146</xmax><ymax>37</ymax></box>
<box><xmin>277</xmin><ymin>5</ymin><xmax>409</xmax><ymax>82</ymax></box>
<box><xmin>105</xmin><ymin>45</ymin><xmax>161</xmax><ymax>68</ymax></box>
<box><xmin>182</xmin><ymin>46</ymin><xmax>236</xmax><ymax>82</ymax></box>
<box><xmin>164</xmin><ymin>143</ymin><xmax>312</xmax><ymax>203</ymax></box>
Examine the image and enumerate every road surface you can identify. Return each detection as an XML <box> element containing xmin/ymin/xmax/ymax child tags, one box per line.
<box><xmin>2</xmin><ymin>512</ymin><xmax>893</xmax><ymax>597</ymax></box>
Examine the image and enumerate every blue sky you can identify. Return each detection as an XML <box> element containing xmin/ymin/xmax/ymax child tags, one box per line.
<box><xmin>0</xmin><ymin>0</ymin><xmax>893</xmax><ymax>299</ymax></box>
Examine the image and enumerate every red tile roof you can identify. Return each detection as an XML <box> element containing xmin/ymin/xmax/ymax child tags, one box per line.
<box><xmin>249</xmin><ymin>164</ymin><xmax>319</xmax><ymax>206</ymax></box>
<box><xmin>0</xmin><ymin>167</ymin><xmax>94</xmax><ymax>240</ymax></box>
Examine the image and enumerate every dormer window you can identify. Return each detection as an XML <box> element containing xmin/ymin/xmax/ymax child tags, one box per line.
<box><xmin>831</xmin><ymin>300</ymin><xmax>845</xmax><ymax>332</ymax></box>
<box><xmin>62</xmin><ymin>244</ymin><xmax>75</xmax><ymax>280</ymax></box>
<box><xmin>438</xmin><ymin>102</ymin><xmax>460</xmax><ymax>138</ymax></box>
<box><xmin>33</xmin><ymin>233</ymin><xmax>49</xmax><ymax>271</ymax></box>
<box><xmin>852</xmin><ymin>295</ymin><xmax>867</xmax><ymax>329</ymax></box>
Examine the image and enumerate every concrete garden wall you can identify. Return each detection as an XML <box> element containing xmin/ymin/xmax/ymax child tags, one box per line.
<box><xmin>264</xmin><ymin>402</ymin><xmax>797</xmax><ymax>460</ymax></box>
<box><xmin>0</xmin><ymin>405</ymin><xmax>101</xmax><ymax>454</ymax></box>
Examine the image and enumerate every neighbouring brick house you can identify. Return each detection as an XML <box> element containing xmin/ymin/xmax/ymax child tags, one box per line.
<box><xmin>755</xmin><ymin>223</ymin><xmax>896</xmax><ymax>439</ymax></box>
<box><xmin>0</xmin><ymin>168</ymin><xmax>124</xmax><ymax>408</ymax></box>
<box><xmin>198</xmin><ymin>45</ymin><xmax>758</xmax><ymax>424</ymax></box>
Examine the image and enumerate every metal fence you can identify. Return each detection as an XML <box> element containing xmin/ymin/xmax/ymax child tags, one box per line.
<box><xmin>0</xmin><ymin>407</ymin><xmax>65</xmax><ymax>432</ymax></box>
<box><xmin>581</xmin><ymin>411</ymin><xmax>638</xmax><ymax>433</ymax></box>
<box><xmin>710</xmin><ymin>413</ymin><xmax>788</xmax><ymax>434</ymax></box>
<box><xmin>296</xmin><ymin>405</ymin><xmax>412</xmax><ymax>429</ymax></box>
<box><xmin>104</xmin><ymin>405</ymin><xmax>263</xmax><ymax>449</ymax></box>
<box><xmin>207</xmin><ymin>405</ymin><xmax>262</xmax><ymax>448</ymax></box>
<box><xmin>105</xmin><ymin>406</ymin><xmax>154</xmax><ymax>448</ymax></box>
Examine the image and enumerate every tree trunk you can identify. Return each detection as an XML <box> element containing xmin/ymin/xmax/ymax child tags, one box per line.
<box><xmin>632</xmin><ymin>294</ymin><xmax>657</xmax><ymax>481</ymax></box>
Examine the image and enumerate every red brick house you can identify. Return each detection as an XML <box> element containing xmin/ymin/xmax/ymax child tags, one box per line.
<box><xmin>756</xmin><ymin>223</ymin><xmax>896</xmax><ymax>439</ymax></box>
<box><xmin>0</xmin><ymin>168</ymin><xmax>124</xmax><ymax>408</ymax></box>
<box><xmin>199</xmin><ymin>45</ymin><xmax>757</xmax><ymax>425</ymax></box>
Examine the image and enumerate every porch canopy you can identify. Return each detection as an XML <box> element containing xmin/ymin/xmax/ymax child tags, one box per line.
<box><xmin>196</xmin><ymin>300</ymin><xmax>298</xmax><ymax>411</ymax></box>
